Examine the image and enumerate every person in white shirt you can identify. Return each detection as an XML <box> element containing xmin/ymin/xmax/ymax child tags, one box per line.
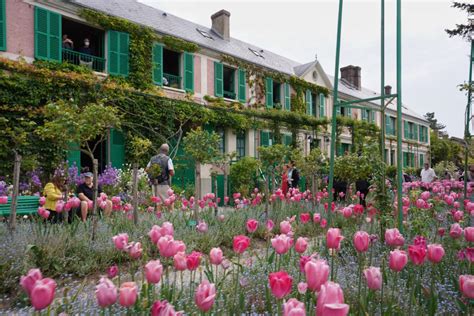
<box><xmin>420</xmin><ymin>163</ymin><xmax>436</xmax><ymax>183</ymax></box>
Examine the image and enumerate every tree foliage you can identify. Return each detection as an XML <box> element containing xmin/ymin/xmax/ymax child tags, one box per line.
<box><xmin>424</xmin><ymin>112</ymin><xmax>446</xmax><ymax>132</ymax></box>
<box><xmin>445</xmin><ymin>2</ymin><xmax>474</xmax><ymax>40</ymax></box>
<box><xmin>182</xmin><ymin>128</ymin><xmax>220</xmax><ymax>164</ymax></box>
<box><xmin>430</xmin><ymin>131</ymin><xmax>463</xmax><ymax>166</ymax></box>
<box><xmin>229</xmin><ymin>157</ymin><xmax>261</xmax><ymax>196</ymax></box>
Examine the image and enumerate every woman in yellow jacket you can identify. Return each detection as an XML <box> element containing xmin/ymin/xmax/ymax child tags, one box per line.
<box><xmin>43</xmin><ymin>175</ymin><xmax>65</xmax><ymax>223</ymax></box>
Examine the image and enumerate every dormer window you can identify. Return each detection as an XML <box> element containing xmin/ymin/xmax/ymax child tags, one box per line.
<box><xmin>196</xmin><ymin>28</ymin><xmax>213</xmax><ymax>40</ymax></box>
<box><xmin>249</xmin><ymin>48</ymin><xmax>264</xmax><ymax>58</ymax></box>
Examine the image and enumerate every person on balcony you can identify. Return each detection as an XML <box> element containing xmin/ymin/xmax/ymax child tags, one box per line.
<box><xmin>78</xmin><ymin>38</ymin><xmax>94</xmax><ymax>67</ymax></box>
<box><xmin>62</xmin><ymin>34</ymin><xmax>74</xmax><ymax>49</ymax></box>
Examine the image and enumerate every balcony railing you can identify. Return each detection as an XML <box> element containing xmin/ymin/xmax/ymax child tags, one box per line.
<box><xmin>163</xmin><ymin>73</ymin><xmax>182</xmax><ymax>89</ymax></box>
<box><xmin>223</xmin><ymin>90</ymin><xmax>236</xmax><ymax>100</ymax></box>
<box><xmin>62</xmin><ymin>48</ymin><xmax>105</xmax><ymax>72</ymax></box>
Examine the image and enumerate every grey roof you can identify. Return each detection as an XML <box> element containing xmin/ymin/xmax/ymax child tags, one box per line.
<box><xmin>293</xmin><ymin>61</ymin><xmax>317</xmax><ymax>77</ymax></box>
<box><xmin>71</xmin><ymin>0</ymin><xmax>300</xmax><ymax>75</ymax></box>
<box><xmin>71</xmin><ymin>0</ymin><xmax>427</xmax><ymax>123</ymax></box>
<box><xmin>327</xmin><ymin>75</ymin><xmax>427</xmax><ymax>122</ymax></box>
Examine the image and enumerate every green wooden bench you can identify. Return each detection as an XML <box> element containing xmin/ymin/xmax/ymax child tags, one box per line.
<box><xmin>0</xmin><ymin>196</ymin><xmax>40</xmax><ymax>217</ymax></box>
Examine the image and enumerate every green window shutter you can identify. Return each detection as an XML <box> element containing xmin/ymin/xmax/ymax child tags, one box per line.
<box><xmin>0</xmin><ymin>0</ymin><xmax>5</xmax><ymax>51</ymax></box>
<box><xmin>238</xmin><ymin>68</ymin><xmax>246</xmax><ymax>103</ymax></box>
<box><xmin>403</xmin><ymin>120</ymin><xmax>408</xmax><ymax>139</ymax></box>
<box><xmin>305</xmin><ymin>90</ymin><xmax>312</xmax><ymax>115</ymax></box>
<box><xmin>370</xmin><ymin>110</ymin><xmax>375</xmax><ymax>122</ymax></box>
<box><xmin>67</xmin><ymin>142</ymin><xmax>81</xmax><ymax>172</ymax></box>
<box><xmin>119</xmin><ymin>32</ymin><xmax>130</xmax><ymax>76</ymax></box>
<box><xmin>336</xmin><ymin>106</ymin><xmax>341</xmax><ymax>116</ymax></box>
<box><xmin>283</xmin><ymin>133</ymin><xmax>292</xmax><ymax>146</ymax></box>
<box><xmin>413</xmin><ymin>124</ymin><xmax>418</xmax><ymax>141</ymax></box>
<box><xmin>403</xmin><ymin>152</ymin><xmax>408</xmax><ymax>168</ymax></box>
<box><xmin>419</xmin><ymin>126</ymin><xmax>423</xmax><ymax>142</ymax></box>
<box><xmin>425</xmin><ymin>127</ymin><xmax>428</xmax><ymax>143</ymax></box>
<box><xmin>34</xmin><ymin>6</ymin><xmax>61</xmax><ymax>61</ymax></box>
<box><xmin>184</xmin><ymin>52</ymin><xmax>194</xmax><ymax>92</ymax></box>
<box><xmin>107</xmin><ymin>31</ymin><xmax>119</xmax><ymax>75</ymax></box>
<box><xmin>385</xmin><ymin>115</ymin><xmax>390</xmax><ymax>134</ymax></box>
<box><xmin>319</xmin><ymin>93</ymin><xmax>325</xmax><ymax>117</ymax></box>
<box><xmin>419</xmin><ymin>154</ymin><xmax>424</xmax><ymax>166</ymax></box>
<box><xmin>152</xmin><ymin>43</ymin><xmax>163</xmax><ymax>85</ymax></box>
<box><xmin>214</xmin><ymin>62</ymin><xmax>223</xmax><ymax>97</ymax></box>
<box><xmin>236</xmin><ymin>131</ymin><xmax>246</xmax><ymax>159</ymax></box>
<box><xmin>265</xmin><ymin>77</ymin><xmax>273</xmax><ymax>108</ymax></box>
<box><xmin>347</xmin><ymin>107</ymin><xmax>352</xmax><ymax>117</ymax></box>
<box><xmin>362</xmin><ymin>109</ymin><xmax>367</xmax><ymax>121</ymax></box>
<box><xmin>260</xmin><ymin>131</ymin><xmax>269</xmax><ymax>147</ymax></box>
<box><xmin>108</xmin><ymin>30</ymin><xmax>129</xmax><ymax>76</ymax></box>
<box><xmin>284</xmin><ymin>82</ymin><xmax>291</xmax><ymax>111</ymax></box>
<box><xmin>109</xmin><ymin>129</ymin><xmax>125</xmax><ymax>169</ymax></box>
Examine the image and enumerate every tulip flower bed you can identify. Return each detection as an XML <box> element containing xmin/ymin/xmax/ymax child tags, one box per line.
<box><xmin>1</xmin><ymin>181</ymin><xmax>474</xmax><ymax>315</ymax></box>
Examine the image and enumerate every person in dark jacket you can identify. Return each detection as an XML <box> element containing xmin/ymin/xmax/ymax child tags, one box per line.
<box><xmin>288</xmin><ymin>160</ymin><xmax>300</xmax><ymax>189</ymax></box>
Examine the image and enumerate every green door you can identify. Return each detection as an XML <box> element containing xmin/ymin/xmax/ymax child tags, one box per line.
<box><xmin>109</xmin><ymin>129</ymin><xmax>125</xmax><ymax>169</ymax></box>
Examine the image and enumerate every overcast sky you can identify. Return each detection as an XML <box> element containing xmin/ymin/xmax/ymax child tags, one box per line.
<box><xmin>140</xmin><ymin>0</ymin><xmax>470</xmax><ymax>138</ymax></box>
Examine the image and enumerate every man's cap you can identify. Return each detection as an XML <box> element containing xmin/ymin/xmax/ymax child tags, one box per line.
<box><xmin>83</xmin><ymin>172</ymin><xmax>93</xmax><ymax>178</ymax></box>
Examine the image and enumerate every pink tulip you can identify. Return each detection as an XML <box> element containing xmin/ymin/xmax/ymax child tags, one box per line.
<box><xmin>297</xmin><ymin>282</ymin><xmax>308</xmax><ymax>294</ymax></box>
<box><xmin>20</xmin><ymin>268</ymin><xmax>42</xmax><ymax>296</ymax></box>
<box><xmin>30</xmin><ymin>278</ymin><xmax>56</xmax><ymax>311</ymax></box>
<box><xmin>427</xmin><ymin>244</ymin><xmax>445</xmax><ymax>264</ymax></box>
<box><xmin>158</xmin><ymin>236</ymin><xmax>180</xmax><ymax>258</ymax></box>
<box><xmin>209</xmin><ymin>247</ymin><xmax>224</xmax><ymax>265</ymax></box>
<box><xmin>342</xmin><ymin>207</ymin><xmax>352</xmax><ymax>218</ymax></box>
<box><xmin>151</xmin><ymin>299</ymin><xmax>182</xmax><ymax>316</ymax></box>
<box><xmin>295</xmin><ymin>237</ymin><xmax>308</xmax><ymax>254</ymax></box>
<box><xmin>233</xmin><ymin>235</ymin><xmax>250</xmax><ymax>254</ymax></box>
<box><xmin>112</xmin><ymin>233</ymin><xmax>129</xmax><ymax>250</ymax></box>
<box><xmin>95</xmin><ymin>277</ymin><xmax>117</xmax><ymax>308</ymax></box>
<box><xmin>107</xmin><ymin>265</ymin><xmax>118</xmax><ymax>279</ymax></box>
<box><xmin>39</xmin><ymin>196</ymin><xmax>46</xmax><ymax>206</ymax></box>
<box><xmin>454</xmin><ymin>210</ymin><xmax>464</xmax><ymax>222</ymax></box>
<box><xmin>186</xmin><ymin>251</ymin><xmax>202</xmax><ymax>271</ymax></box>
<box><xmin>111</xmin><ymin>196</ymin><xmax>121</xmax><ymax>205</ymax></box>
<box><xmin>280</xmin><ymin>220</ymin><xmax>292</xmax><ymax>234</ymax></box>
<box><xmin>364</xmin><ymin>267</ymin><xmax>382</xmax><ymax>290</ymax></box>
<box><xmin>385</xmin><ymin>228</ymin><xmax>405</xmax><ymax>247</ymax></box>
<box><xmin>459</xmin><ymin>275</ymin><xmax>474</xmax><ymax>299</ymax></box>
<box><xmin>320</xmin><ymin>304</ymin><xmax>350</xmax><ymax>316</ymax></box>
<box><xmin>173</xmin><ymin>252</ymin><xmax>187</xmax><ymax>271</ymax></box>
<box><xmin>266</xmin><ymin>219</ymin><xmax>274</xmax><ymax>231</ymax></box>
<box><xmin>353</xmin><ymin>231</ymin><xmax>370</xmax><ymax>253</ymax></box>
<box><xmin>145</xmin><ymin>260</ymin><xmax>163</xmax><ymax>284</ymax></box>
<box><xmin>304</xmin><ymin>259</ymin><xmax>329</xmax><ymax>292</ymax></box>
<box><xmin>246</xmin><ymin>219</ymin><xmax>259</xmax><ymax>233</ymax></box>
<box><xmin>420</xmin><ymin>191</ymin><xmax>430</xmax><ymax>201</ymax></box>
<box><xmin>0</xmin><ymin>196</ymin><xmax>8</xmax><ymax>204</ymax></box>
<box><xmin>127</xmin><ymin>242</ymin><xmax>142</xmax><ymax>259</ymax></box>
<box><xmin>269</xmin><ymin>271</ymin><xmax>293</xmax><ymax>299</ymax></box>
<box><xmin>37</xmin><ymin>207</ymin><xmax>50</xmax><ymax>219</ymax></box>
<box><xmin>389</xmin><ymin>250</ymin><xmax>408</xmax><ymax>272</ymax></box>
<box><xmin>320</xmin><ymin>219</ymin><xmax>327</xmax><ymax>228</ymax></box>
<box><xmin>194</xmin><ymin>280</ymin><xmax>216</xmax><ymax>312</ymax></box>
<box><xmin>300</xmin><ymin>213</ymin><xmax>311</xmax><ymax>224</ymax></box>
<box><xmin>408</xmin><ymin>244</ymin><xmax>426</xmax><ymax>265</ymax></box>
<box><xmin>271</xmin><ymin>234</ymin><xmax>293</xmax><ymax>255</ymax></box>
<box><xmin>119</xmin><ymin>282</ymin><xmax>138</xmax><ymax>307</ymax></box>
<box><xmin>326</xmin><ymin>228</ymin><xmax>344</xmax><ymax>250</ymax></box>
<box><xmin>283</xmin><ymin>298</ymin><xmax>306</xmax><ymax>316</ymax></box>
<box><xmin>450</xmin><ymin>223</ymin><xmax>463</xmax><ymax>239</ymax></box>
<box><xmin>465</xmin><ymin>227</ymin><xmax>474</xmax><ymax>242</ymax></box>
<box><xmin>316</xmin><ymin>281</ymin><xmax>346</xmax><ymax>316</ymax></box>
<box><xmin>196</xmin><ymin>221</ymin><xmax>208</xmax><ymax>233</ymax></box>
<box><xmin>313</xmin><ymin>213</ymin><xmax>321</xmax><ymax>223</ymax></box>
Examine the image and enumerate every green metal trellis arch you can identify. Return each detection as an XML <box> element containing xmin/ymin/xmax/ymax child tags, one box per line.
<box><xmin>327</xmin><ymin>0</ymin><xmax>404</xmax><ymax>231</ymax></box>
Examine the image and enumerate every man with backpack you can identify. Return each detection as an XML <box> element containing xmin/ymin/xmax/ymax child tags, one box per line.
<box><xmin>146</xmin><ymin>144</ymin><xmax>175</xmax><ymax>210</ymax></box>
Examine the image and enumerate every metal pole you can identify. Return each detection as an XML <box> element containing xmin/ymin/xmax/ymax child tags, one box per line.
<box><xmin>328</xmin><ymin>0</ymin><xmax>344</xmax><ymax>226</ymax></box>
<box><xmin>380</xmin><ymin>0</ymin><xmax>386</xmax><ymax>196</ymax></box>
<box><xmin>464</xmin><ymin>40</ymin><xmax>473</xmax><ymax>200</ymax></box>
<box><xmin>396</xmin><ymin>0</ymin><xmax>404</xmax><ymax>232</ymax></box>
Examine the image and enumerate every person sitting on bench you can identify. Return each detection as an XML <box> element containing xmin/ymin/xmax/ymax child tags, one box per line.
<box><xmin>76</xmin><ymin>172</ymin><xmax>112</xmax><ymax>221</ymax></box>
<box><xmin>43</xmin><ymin>175</ymin><xmax>65</xmax><ymax>224</ymax></box>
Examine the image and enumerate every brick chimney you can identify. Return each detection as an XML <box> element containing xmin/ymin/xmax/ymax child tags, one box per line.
<box><xmin>384</xmin><ymin>85</ymin><xmax>392</xmax><ymax>95</ymax></box>
<box><xmin>340</xmin><ymin>65</ymin><xmax>361</xmax><ymax>90</ymax></box>
<box><xmin>211</xmin><ymin>9</ymin><xmax>231</xmax><ymax>41</ymax></box>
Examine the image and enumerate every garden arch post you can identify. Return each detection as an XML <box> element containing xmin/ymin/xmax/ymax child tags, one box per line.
<box><xmin>328</xmin><ymin>0</ymin><xmax>404</xmax><ymax>231</ymax></box>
